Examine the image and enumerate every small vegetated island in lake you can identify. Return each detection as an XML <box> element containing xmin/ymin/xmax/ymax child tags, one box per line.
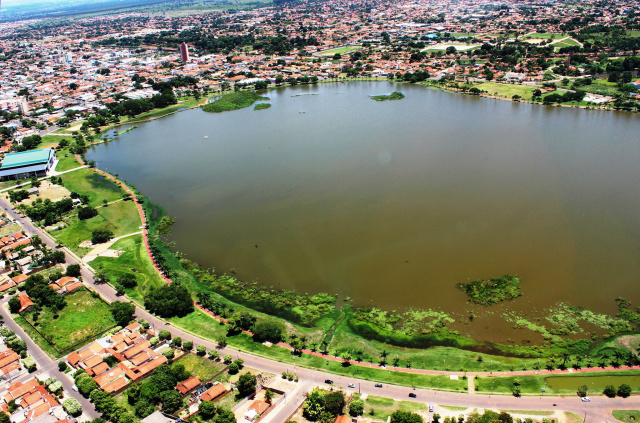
<box><xmin>370</xmin><ymin>91</ymin><xmax>405</xmax><ymax>101</ymax></box>
<box><xmin>254</xmin><ymin>103</ymin><xmax>271</xmax><ymax>110</ymax></box>
<box><xmin>202</xmin><ymin>91</ymin><xmax>268</xmax><ymax>113</ymax></box>
<box><xmin>457</xmin><ymin>274</ymin><xmax>521</xmax><ymax>306</ymax></box>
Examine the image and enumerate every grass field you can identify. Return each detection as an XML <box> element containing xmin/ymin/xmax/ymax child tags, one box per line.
<box><xmin>627</xmin><ymin>31</ymin><xmax>640</xmax><ymax>38</ymax></box>
<box><xmin>474</xmin><ymin>82</ymin><xmax>536</xmax><ymax>98</ymax></box>
<box><xmin>174</xmin><ymin>354</ymin><xmax>226</xmax><ymax>382</ymax></box>
<box><xmin>475</xmin><ymin>370</ymin><xmax>640</xmax><ymax>395</ymax></box>
<box><xmin>318</xmin><ymin>45</ymin><xmax>363</xmax><ymax>56</ymax></box>
<box><xmin>363</xmin><ymin>395</ymin><xmax>428</xmax><ymax>421</ymax></box>
<box><xmin>55</xmin><ymin>150</ymin><xmax>82</xmax><ymax>172</ymax></box>
<box><xmin>523</xmin><ymin>33</ymin><xmax>562</xmax><ymax>39</ymax></box>
<box><xmin>21</xmin><ymin>288</ymin><xmax>116</xmax><ymax>353</ymax></box>
<box><xmin>613</xmin><ymin>410</ymin><xmax>640</xmax><ymax>423</ymax></box>
<box><xmin>91</xmin><ymin>235</ymin><xmax>164</xmax><ymax>304</ymax></box>
<box><xmin>0</xmin><ymin>223</ymin><xmax>21</xmax><ymax>237</ymax></box>
<box><xmin>60</xmin><ymin>168</ymin><xmax>125</xmax><ymax>207</ymax></box>
<box><xmin>13</xmin><ymin>315</ymin><xmax>61</xmax><ymax>358</ymax></box>
<box><xmin>52</xmin><ymin>200</ymin><xmax>141</xmax><ymax>253</ymax></box>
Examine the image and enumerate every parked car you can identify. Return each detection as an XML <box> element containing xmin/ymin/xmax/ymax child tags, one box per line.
<box><xmin>325</xmin><ymin>379</ymin><xmax>334</xmax><ymax>385</ymax></box>
<box><xmin>429</xmin><ymin>405</ymin><xmax>434</xmax><ymax>412</ymax></box>
<box><xmin>348</xmin><ymin>383</ymin><xmax>355</xmax><ymax>388</ymax></box>
<box><xmin>375</xmin><ymin>383</ymin><xmax>383</xmax><ymax>388</ymax></box>
<box><xmin>72</xmin><ymin>385</ymin><xmax>78</xmax><ymax>392</ymax></box>
<box><xmin>581</xmin><ymin>397</ymin><xmax>591</xmax><ymax>402</ymax></box>
<box><xmin>408</xmin><ymin>393</ymin><xmax>417</xmax><ymax>398</ymax></box>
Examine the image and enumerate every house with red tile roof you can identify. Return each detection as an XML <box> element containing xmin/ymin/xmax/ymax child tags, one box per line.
<box><xmin>199</xmin><ymin>383</ymin><xmax>228</xmax><ymax>402</ymax></box>
<box><xmin>17</xmin><ymin>293</ymin><xmax>33</xmax><ymax>312</ymax></box>
<box><xmin>176</xmin><ymin>376</ymin><xmax>201</xmax><ymax>395</ymax></box>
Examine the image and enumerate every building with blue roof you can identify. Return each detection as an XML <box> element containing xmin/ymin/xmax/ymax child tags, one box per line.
<box><xmin>0</xmin><ymin>148</ymin><xmax>56</xmax><ymax>181</ymax></box>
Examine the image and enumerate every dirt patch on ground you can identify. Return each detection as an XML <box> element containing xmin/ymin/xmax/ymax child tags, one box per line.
<box><xmin>614</xmin><ymin>335</ymin><xmax>640</xmax><ymax>355</ymax></box>
<box><xmin>20</xmin><ymin>180</ymin><xmax>71</xmax><ymax>205</ymax></box>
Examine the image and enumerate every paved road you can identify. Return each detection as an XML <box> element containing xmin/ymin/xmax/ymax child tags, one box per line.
<box><xmin>0</xmin><ymin>197</ymin><xmax>633</xmax><ymax>423</ymax></box>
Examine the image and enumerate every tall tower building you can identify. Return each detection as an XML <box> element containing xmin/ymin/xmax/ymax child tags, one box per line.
<box><xmin>179</xmin><ymin>43</ymin><xmax>190</xmax><ymax>63</ymax></box>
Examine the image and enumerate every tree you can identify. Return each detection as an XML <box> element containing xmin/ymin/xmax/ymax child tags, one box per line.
<box><xmin>158</xmin><ymin>329</ymin><xmax>171</xmax><ymax>340</ymax></box>
<box><xmin>118</xmin><ymin>273</ymin><xmax>137</xmax><ymax>288</ymax></box>
<box><xmin>110</xmin><ymin>301</ymin><xmax>136</xmax><ymax>327</ymax></box>
<box><xmin>77</xmin><ymin>206</ymin><xmax>98</xmax><ymax>220</ymax></box>
<box><xmin>228</xmin><ymin>362</ymin><xmax>239</xmax><ymax>375</ymax></box>
<box><xmin>145</xmin><ymin>283</ymin><xmax>194</xmax><ymax>318</ymax></box>
<box><xmin>66</xmin><ymin>264</ymin><xmax>81</xmax><ymax>277</ymax></box>
<box><xmin>63</xmin><ymin>398</ymin><xmax>82</xmax><ymax>417</ymax></box>
<box><xmin>196</xmin><ymin>345</ymin><xmax>206</xmax><ymax>356</ymax></box>
<box><xmin>324</xmin><ymin>391</ymin><xmax>346</xmax><ymax>416</ymax></box>
<box><xmin>390</xmin><ymin>410</ymin><xmax>424</xmax><ymax>423</ymax></box>
<box><xmin>214</xmin><ymin>409</ymin><xmax>236</xmax><ymax>423</ymax></box>
<box><xmin>237</xmin><ymin>373</ymin><xmax>257</xmax><ymax>397</ymax></box>
<box><xmin>92</xmin><ymin>228</ymin><xmax>114</xmax><ymax>244</ymax></box>
<box><xmin>58</xmin><ymin>361</ymin><xmax>68</xmax><ymax>372</ymax></box>
<box><xmin>349</xmin><ymin>399</ymin><xmax>364</xmax><ymax>416</ymax></box>
<box><xmin>160</xmin><ymin>390</ymin><xmax>183</xmax><ymax>414</ymax></box>
<box><xmin>0</xmin><ymin>412</ymin><xmax>9</xmax><ymax>423</ymax></box>
<box><xmin>8</xmin><ymin>296</ymin><xmax>21</xmax><ymax>314</ymax></box>
<box><xmin>265</xmin><ymin>389</ymin><xmax>274</xmax><ymax>405</ymax></box>
<box><xmin>577</xmin><ymin>385</ymin><xmax>588</xmax><ymax>398</ymax></box>
<box><xmin>617</xmin><ymin>384</ymin><xmax>632</xmax><ymax>398</ymax></box>
<box><xmin>253</xmin><ymin>320</ymin><xmax>285</xmax><ymax>343</ymax></box>
<box><xmin>199</xmin><ymin>401</ymin><xmax>218</xmax><ymax>419</ymax></box>
<box><xmin>183</xmin><ymin>340</ymin><xmax>193</xmax><ymax>351</ymax></box>
<box><xmin>163</xmin><ymin>349</ymin><xmax>175</xmax><ymax>360</ymax></box>
<box><xmin>603</xmin><ymin>385</ymin><xmax>616</xmax><ymax>398</ymax></box>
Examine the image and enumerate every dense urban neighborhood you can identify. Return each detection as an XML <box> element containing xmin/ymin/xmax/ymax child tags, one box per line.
<box><xmin>0</xmin><ymin>0</ymin><xmax>638</xmax><ymax>422</ymax></box>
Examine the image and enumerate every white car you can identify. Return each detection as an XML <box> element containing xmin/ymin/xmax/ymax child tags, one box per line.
<box><xmin>429</xmin><ymin>405</ymin><xmax>434</xmax><ymax>412</ymax></box>
<box><xmin>581</xmin><ymin>397</ymin><xmax>591</xmax><ymax>402</ymax></box>
<box><xmin>348</xmin><ymin>383</ymin><xmax>355</xmax><ymax>388</ymax></box>
<box><xmin>72</xmin><ymin>385</ymin><xmax>78</xmax><ymax>392</ymax></box>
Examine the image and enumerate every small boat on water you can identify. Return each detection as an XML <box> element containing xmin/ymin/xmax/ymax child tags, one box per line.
<box><xmin>204</xmin><ymin>136</ymin><xmax>209</xmax><ymax>139</ymax></box>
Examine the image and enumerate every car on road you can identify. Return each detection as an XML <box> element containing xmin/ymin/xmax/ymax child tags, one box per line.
<box><xmin>374</xmin><ymin>383</ymin><xmax>383</xmax><ymax>388</ymax></box>
<box><xmin>429</xmin><ymin>405</ymin><xmax>434</xmax><ymax>412</ymax></box>
<box><xmin>72</xmin><ymin>385</ymin><xmax>78</xmax><ymax>392</ymax></box>
<box><xmin>408</xmin><ymin>393</ymin><xmax>417</xmax><ymax>398</ymax></box>
<box><xmin>581</xmin><ymin>397</ymin><xmax>591</xmax><ymax>402</ymax></box>
<box><xmin>348</xmin><ymin>383</ymin><xmax>355</xmax><ymax>388</ymax></box>
<box><xmin>325</xmin><ymin>379</ymin><xmax>334</xmax><ymax>385</ymax></box>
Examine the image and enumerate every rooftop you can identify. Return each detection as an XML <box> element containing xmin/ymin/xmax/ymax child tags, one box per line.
<box><xmin>0</xmin><ymin>148</ymin><xmax>53</xmax><ymax>170</ymax></box>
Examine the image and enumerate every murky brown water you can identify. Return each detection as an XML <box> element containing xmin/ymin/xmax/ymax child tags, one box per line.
<box><xmin>88</xmin><ymin>82</ymin><xmax>640</xmax><ymax>341</ymax></box>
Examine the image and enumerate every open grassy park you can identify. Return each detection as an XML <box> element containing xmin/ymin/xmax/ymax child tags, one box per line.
<box><xmin>60</xmin><ymin>167</ymin><xmax>126</xmax><ymax>207</ymax></box>
<box><xmin>52</xmin><ymin>199</ymin><xmax>141</xmax><ymax>253</ymax></box>
<box><xmin>474</xmin><ymin>81</ymin><xmax>536</xmax><ymax>99</ymax></box>
<box><xmin>20</xmin><ymin>288</ymin><xmax>116</xmax><ymax>354</ymax></box>
<box><xmin>91</xmin><ymin>235</ymin><xmax>164</xmax><ymax>303</ymax></box>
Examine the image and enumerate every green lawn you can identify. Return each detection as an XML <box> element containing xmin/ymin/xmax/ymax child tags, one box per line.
<box><xmin>13</xmin><ymin>315</ymin><xmax>61</xmax><ymax>358</ymax></box>
<box><xmin>363</xmin><ymin>395</ymin><xmax>427</xmax><ymax>421</ymax></box>
<box><xmin>318</xmin><ymin>45</ymin><xmax>362</xmax><ymax>56</ymax></box>
<box><xmin>475</xmin><ymin>370</ymin><xmax>640</xmax><ymax>395</ymax></box>
<box><xmin>55</xmin><ymin>150</ymin><xmax>82</xmax><ymax>172</ymax></box>
<box><xmin>20</xmin><ymin>288</ymin><xmax>116</xmax><ymax>353</ymax></box>
<box><xmin>0</xmin><ymin>223</ymin><xmax>21</xmax><ymax>237</ymax></box>
<box><xmin>174</xmin><ymin>354</ymin><xmax>226</xmax><ymax>382</ymax></box>
<box><xmin>126</xmin><ymin>97</ymin><xmax>205</xmax><ymax>123</ymax></box>
<box><xmin>51</xmin><ymin>200</ymin><xmax>141</xmax><ymax>253</ymax></box>
<box><xmin>613</xmin><ymin>410</ymin><xmax>640</xmax><ymax>423</ymax></box>
<box><xmin>91</xmin><ymin>235</ymin><xmax>165</xmax><ymax>304</ymax></box>
<box><xmin>474</xmin><ymin>82</ymin><xmax>536</xmax><ymax>98</ymax></box>
<box><xmin>60</xmin><ymin>168</ymin><xmax>125</xmax><ymax>207</ymax></box>
<box><xmin>627</xmin><ymin>31</ymin><xmax>640</xmax><ymax>38</ymax></box>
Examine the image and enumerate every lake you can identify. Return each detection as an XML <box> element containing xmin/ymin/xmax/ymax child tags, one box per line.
<box><xmin>87</xmin><ymin>82</ymin><xmax>640</xmax><ymax>341</ymax></box>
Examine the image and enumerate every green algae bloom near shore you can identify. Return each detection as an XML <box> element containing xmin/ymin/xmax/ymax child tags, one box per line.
<box><xmin>254</xmin><ymin>103</ymin><xmax>271</xmax><ymax>110</ymax></box>
<box><xmin>202</xmin><ymin>91</ymin><xmax>268</xmax><ymax>113</ymax></box>
<box><xmin>457</xmin><ymin>274</ymin><xmax>521</xmax><ymax>306</ymax></box>
<box><xmin>370</xmin><ymin>91</ymin><xmax>405</xmax><ymax>101</ymax></box>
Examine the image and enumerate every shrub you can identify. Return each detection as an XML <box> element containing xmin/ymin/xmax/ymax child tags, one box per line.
<box><xmin>228</xmin><ymin>362</ymin><xmax>239</xmax><ymax>375</ymax></box>
<box><xmin>223</xmin><ymin>354</ymin><xmax>232</xmax><ymax>364</ymax></box>
<box><xmin>163</xmin><ymin>349</ymin><xmax>175</xmax><ymax>360</ymax></box>
<box><xmin>158</xmin><ymin>329</ymin><xmax>171</xmax><ymax>340</ymax></box>
<box><xmin>63</xmin><ymin>398</ymin><xmax>82</xmax><ymax>416</ymax></box>
<box><xmin>58</xmin><ymin>361</ymin><xmax>68</xmax><ymax>372</ymax></box>
<box><xmin>196</xmin><ymin>346</ymin><xmax>206</xmax><ymax>356</ymax></box>
<box><xmin>149</xmin><ymin>337</ymin><xmax>159</xmax><ymax>346</ymax></box>
<box><xmin>617</xmin><ymin>384</ymin><xmax>632</xmax><ymax>398</ymax></box>
<box><xmin>171</xmin><ymin>337</ymin><xmax>182</xmax><ymax>348</ymax></box>
<box><xmin>603</xmin><ymin>385</ymin><xmax>616</xmax><ymax>398</ymax></box>
<box><xmin>23</xmin><ymin>357</ymin><xmax>36</xmax><ymax>372</ymax></box>
<box><xmin>183</xmin><ymin>340</ymin><xmax>193</xmax><ymax>351</ymax></box>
